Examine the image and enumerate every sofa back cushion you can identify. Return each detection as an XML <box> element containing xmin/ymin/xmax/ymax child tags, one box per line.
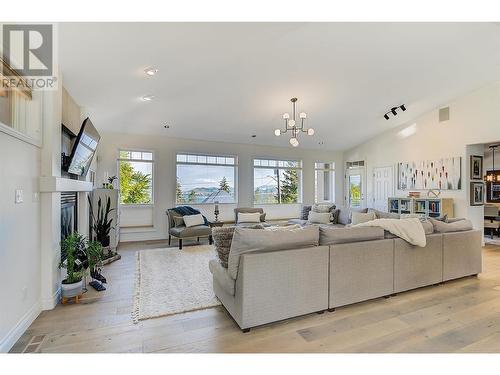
<box><xmin>228</xmin><ymin>225</ymin><xmax>320</xmax><ymax>279</ymax></box>
<box><xmin>319</xmin><ymin>226</ymin><xmax>384</xmax><ymax>245</ymax></box>
<box><xmin>429</xmin><ymin>218</ymin><xmax>473</xmax><ymax>233</ymax></box>
<box><xmin>368</xmin><ymin>208</ymin><xmax>400</xmax><ymax>219</ymax></box>
<box><xmin>351</xmin><ymin>211</ymin><xmax>376</xmax><ymax>225</ymax></box>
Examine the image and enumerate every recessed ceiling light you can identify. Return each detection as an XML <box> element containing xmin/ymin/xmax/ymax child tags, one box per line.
<box><xmin>144</xmin><ymin>67</ymin><xmax>159</xmax><ymax>76</ymax></box>
<box><xmin>142</xmin><ymin>95</ymin><xmax>155</xmax><ymax>101</ymax></box>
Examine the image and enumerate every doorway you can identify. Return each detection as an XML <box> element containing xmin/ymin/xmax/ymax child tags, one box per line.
<box><xmin>373</xmin><ymin>166</ymin><xmax>394</xmax><ymax>212</ymax></box>
<box><xmin>346</xmin><ymin>163</ymin><xmax>365</xmax><ymax>208</ymax></box>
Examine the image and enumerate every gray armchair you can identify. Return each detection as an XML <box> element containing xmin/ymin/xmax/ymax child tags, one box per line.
<box><xmin>166</xmin><ymin>209</ymin><xmax>213</xmax><ymax>249</ymax></box>
<box><xmin>234</xmin><ymin>207</ymin><xmax>270</xmax><ymax>227</ymax></box>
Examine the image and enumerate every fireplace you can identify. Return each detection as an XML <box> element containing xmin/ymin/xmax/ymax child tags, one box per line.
<box><xmin>61</xmin><ymin>192</ymin><xmax>78</xmax><ymax>242</ymax></box>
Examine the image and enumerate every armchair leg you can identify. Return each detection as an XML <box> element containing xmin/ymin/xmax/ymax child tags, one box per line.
<box><xmin>168</xmin><ymin>235</ymin><xmax>171</xmax><ymax>246</ymax></box>
<box><xmin>179</xmin><ymin>239</ymin><xmax>183</xmax><ymax>250</ymax></box>
<box><xmin>209</xmin><ymin>235</ymin><xmax>213</xmax><ymax>245</ymax></box>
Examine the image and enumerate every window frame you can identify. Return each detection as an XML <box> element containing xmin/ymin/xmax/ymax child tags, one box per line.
<box><xmin>314</xmin><ymin>162</ymin><xmax>335</xmax><ymax>204</ymax></box>
<box><xmin>117</xmin><ymin>148</ymin><xmax>155</xmax><ymax>206</ymax></box>
<box><xmin>252</xmin><ymin>157</ymin><xmax>303</xmax><ymax>205</ymax></box>
<box><xmin>175</xmin><ymin>152</ymin><xmax>238</xmax><ymax>205</ymax></box>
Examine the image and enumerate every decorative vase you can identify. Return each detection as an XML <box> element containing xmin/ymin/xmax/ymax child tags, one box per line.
<box><xmin>61</xmin><ymin>279</ymin><xmax>83</xmax><ymax>298</ymax></box>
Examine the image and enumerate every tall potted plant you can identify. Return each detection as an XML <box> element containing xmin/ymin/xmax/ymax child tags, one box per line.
<box><xmin>59</xmin><ymin>233</ymin><xmax>85</xmax><ymax>299</ymax></box>
<box><xmin>88</xmin><ymin>196</ymin><xmax>114</xmax><ymax>248</ymax></box>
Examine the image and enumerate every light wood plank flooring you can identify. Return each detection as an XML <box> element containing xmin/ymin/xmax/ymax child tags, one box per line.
<box><xmin>10</xmin><ymin>242</ymin><xmax>500</xmax><ymax>353</ymax></box>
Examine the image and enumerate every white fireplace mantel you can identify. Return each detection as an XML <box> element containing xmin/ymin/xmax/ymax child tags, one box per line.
<box><xmin>39</xmin><ymin>176</ymin><xmax>93</xmax><ymax>193</ymax></box>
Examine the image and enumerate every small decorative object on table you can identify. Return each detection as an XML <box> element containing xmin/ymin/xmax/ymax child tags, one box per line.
<box><xmin>408</xmin><ymin>191</ymin><xmax>420</xmax><ymax>198</ymax></box>
<box><xmin>214</xmin><ymin>201</ymin><xmax>220</xmax><ymax>222</ymax></box>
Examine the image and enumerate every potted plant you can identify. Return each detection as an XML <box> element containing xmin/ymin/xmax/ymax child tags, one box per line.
<box><xmin>88</xmin><ymin>196</ymin><xmax>114</xmax><ymax>249</ymax></box>
<box><xmin>59</xmin><ymin>233</ymin><xmax>85</xmax><ymax>299</ymax></box>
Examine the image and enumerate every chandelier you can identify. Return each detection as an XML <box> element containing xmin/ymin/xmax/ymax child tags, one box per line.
<box><xmin>274</xmin><ymin>97</ymin><xmax>314</xmax><ymax>147</ymax></box>
<box><xmin>484</xmin><ymin>144</ymin><xmax>500</xmax><ymax>182</ymax></box>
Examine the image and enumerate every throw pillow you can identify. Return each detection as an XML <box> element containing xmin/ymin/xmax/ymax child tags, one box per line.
<box><xmin>307</xmin><ymin>211</ymin><xmax>331</xmax><ymax>224</ymax></box>
<box><xmin>212</xmin><ymin>226</ymin><xmax>235</xmax><ymax>268</ymax></box>
<box><xmin>351</xmin><ymin>211</ymin><xmax>376</xmax><ymax>225</ymax></box>
<box><xmin>173</xmin><ymin>216</ymin><xmax>184</xmax><ymax>227</ymax></box>
<box><xmin>238</xmin><ymin>212</ymin><xmax>261</xmax><ymax>223</ymax></box>
<box><xmin>300</xmin><ymin>205</ymin><xmax>312</xmax><ymax>220</ymax></box>
<box><xmin>183</xmin><ymin>214</ymin><xmax>205</xmax><ymax>227</ymax></box>
<box><xmin>434</xmin><ymin>214</ymin><xmax>448</xmax><ymax>223</ymax></box>
<box><xmin>312</xmin><ymin>204</ymin><xmax>335</xmax><ymax>213</ymax></box>
<box><xmin>331</xmin><ymin>208</ymin><xmax>340</xmax><ymax>224</ymax></box>
<box><xmin>337</xmin><ymin>206</ymin><xmax>368</xmax><ymax>225</ymax></box>
<box><xmin>429</xmin><ymin>218</ymin><xmax>473</xmax><ymax>233</ymax></box>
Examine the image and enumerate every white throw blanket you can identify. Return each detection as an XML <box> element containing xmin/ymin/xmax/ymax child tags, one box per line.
<box><xmin>353</xmin><ymin>218</ymin><xmax>426</xmax><ymax>247</ymax></box>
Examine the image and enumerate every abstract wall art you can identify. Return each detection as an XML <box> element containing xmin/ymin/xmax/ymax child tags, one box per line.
<box><xmin>398</xmin><ymin>157</ymin><xmax>462</xmax><ymax>190</ymax></box>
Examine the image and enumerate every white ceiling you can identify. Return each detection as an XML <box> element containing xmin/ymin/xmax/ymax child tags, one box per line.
<box><xmin>59</xmin><ymin>23</ymin><xmax>500</xmax><ymax>150</ymax></box>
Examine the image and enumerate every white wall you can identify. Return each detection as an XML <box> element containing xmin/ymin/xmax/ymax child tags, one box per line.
<box><xmin>0</xmin><ymin>132</ymin><xmax>41</xmax><ymax>352</ymax></box>
<box><xmin>344</xmin><ymin>81</ymin><xmax>500</xmax><ymax>232</ymax></box>
<box><xmin>97</xmin><ymin>133</ymin><xmax>344</xmax><ymax>242</ymax></box>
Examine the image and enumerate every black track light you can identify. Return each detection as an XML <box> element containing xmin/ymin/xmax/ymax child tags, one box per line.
<box><xmin>384</xmin><ymin>104</ymin><xmax>407</xmax><ymax>120</ymax></box>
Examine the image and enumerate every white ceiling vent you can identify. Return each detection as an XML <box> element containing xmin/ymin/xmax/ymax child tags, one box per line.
<box><xmin>439</xmin><ymin>106</ymin><xmax>450</xmax><ymax>122</ymax></box>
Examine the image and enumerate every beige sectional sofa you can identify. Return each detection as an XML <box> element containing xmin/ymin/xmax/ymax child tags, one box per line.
<box><xmin>210</xmin><ymin>223</ymin><xmax>482</xmax><ymax>332</ymax></box>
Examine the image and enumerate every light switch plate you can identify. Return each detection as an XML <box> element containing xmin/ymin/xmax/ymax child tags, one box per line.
<box><xmin>15</xmin><ymin>189</ymin><xmax>24</xmax><ymax>203</ymax></box>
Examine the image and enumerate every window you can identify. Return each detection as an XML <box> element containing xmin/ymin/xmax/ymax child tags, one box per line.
<box><xmin>253</xmin><ymin>158</ymin><xmax>302</xmax><ymax>204</ymax></box>
<box><xmin>176</xmin><ymin>153</ymin><xmax>237</xmax><ymax>204</ymax></box>
<box><xmin>118</xmin><ymin>150</ymin><xmax>154</xmax><ymax>204</ymax></box>
<box><xmin>315</xmin><ymin>162</ymin><xmax>335</xmax><ymax>203</ymax></box>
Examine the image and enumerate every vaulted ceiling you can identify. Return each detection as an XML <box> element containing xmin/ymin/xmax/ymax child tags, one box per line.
<box><xmin>59</xmin><ymin>22</ymin><xmax>500</xmax><ymax>150</ymax></box>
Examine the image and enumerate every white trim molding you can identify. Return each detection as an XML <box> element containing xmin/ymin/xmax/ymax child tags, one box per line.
<box><xmin>0</xmin><ymin>300</ymin><xmax>41</xmax><ymax>353</ymax></box>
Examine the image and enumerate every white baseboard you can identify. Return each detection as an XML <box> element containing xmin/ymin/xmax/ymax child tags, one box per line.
<box><xmin>41</xmin><ymin>287</ymin><xmax>61</xmax><ymax>311</ymax></box>
<box><xmin>0</xmin><ymin>300</ymin><xmax>41</xmax><ymax>353</ymax></box>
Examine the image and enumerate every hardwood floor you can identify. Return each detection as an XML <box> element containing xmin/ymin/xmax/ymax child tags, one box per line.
<box><xmin>10</xmin><ymin>242</ymin><xmax>500</xmax><ymax>353</ymax></box>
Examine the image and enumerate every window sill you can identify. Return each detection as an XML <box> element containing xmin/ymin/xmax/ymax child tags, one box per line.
<box><xmin>120</xmin><ymin>204</ymin><xmax>154</xmax><ymax>208</ymax></box>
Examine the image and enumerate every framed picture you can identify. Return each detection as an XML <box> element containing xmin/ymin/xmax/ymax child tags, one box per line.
<box><xmin>470</xmin><ymin>155</ymin><xmax>483</xmax><ymax>180</ymax></box>
<box><xmin>470</xmin><ymin>181</ymin><xmax>485</xmax><ymax>206</ymax></box>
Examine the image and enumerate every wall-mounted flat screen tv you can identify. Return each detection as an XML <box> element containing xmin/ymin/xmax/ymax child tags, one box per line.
<box><xmin>66</xmin><ymin>117</ymin><xmax>100</xmax><ymax>177</ymax></box>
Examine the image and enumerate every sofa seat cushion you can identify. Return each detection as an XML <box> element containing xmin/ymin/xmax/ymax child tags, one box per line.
<box><xmin>209</xmin><ymin>259</ymin><xmax>235</xmax><ymax>295</ymax></box>
<box><xmin>170</xmin><ymin>224</ymin><xmax>211</xmax><ymax>238</ymax></box>
<box><xmin>236</xmin><ymin>223</ymin><xmax>268</xmax><ymax>228</ymax></box>
<box><xmin>319</xmin><ymin>226</ymin><xmax>384</xmax><ymax>245</ymax></box>
<box><xmin>228</xmin><ymin>225</ymin><xmax>320</xmax><ymax>279</ymax></box>
<box><xmin>429</xmin><ymin>218</ymin><xmax>473</xmax><ymax>233</ymax></box>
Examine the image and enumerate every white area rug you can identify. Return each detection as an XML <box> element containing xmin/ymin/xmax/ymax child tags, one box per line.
<box><xmin>132</xmin><ymin>245</ymin><xmax>220</xmax><ymax>323</ymax></box>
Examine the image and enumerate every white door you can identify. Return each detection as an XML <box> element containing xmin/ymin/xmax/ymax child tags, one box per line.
<box><xmin>373</xmin><ymin>166</ymin><xmax>393</xmax><ymax>212</ymax></box>
<box><xmin>346</xmin><ymin>167</ymin><xmax>365</xmax><ymax>208</ymax></box>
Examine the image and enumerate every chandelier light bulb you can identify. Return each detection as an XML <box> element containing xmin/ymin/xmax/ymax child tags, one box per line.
<box><xmin>283</xmin><ymin>113</ymin><xmax>290</xmax><ymax>119</ymax></box>
<box><xmin>299</xmin><ymin>112</ymin><xmax>307</xmax><ymax>119</ymax></box>
<box><xmin>274</xmin><ymin>129</ymin><xmax>281</xmax><ymax>136</ymax></box>
<box><xmin>289</xmin><ymin>137</ymin><xmax>299</xmax><ymax>147</ymax></box>
<box><xmin>307</xmin><ymin>128</ymin><xmax>315</xmax><ymax>136</ymax></box>
<box><xmin>288</xmin><ymin>119</ymin><xmax>296</xmax><ymax>127</ymax></box>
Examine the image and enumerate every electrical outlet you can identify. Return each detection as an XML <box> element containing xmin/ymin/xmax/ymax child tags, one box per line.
<box><xmin>15</xmin><ymin>189</ymin><xmax>24</xmax><ymax>204</ymax></box>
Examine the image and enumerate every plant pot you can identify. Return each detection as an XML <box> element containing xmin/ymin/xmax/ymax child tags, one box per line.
<box><xmin>99</xmin><ymin>236</ymin><xmax>110</xmax><ymax>247</ymax></box>
<box><xmin>61</xmin><ymin>279</ymin><xmax>83</xmax><ymax>298</ymax></box>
